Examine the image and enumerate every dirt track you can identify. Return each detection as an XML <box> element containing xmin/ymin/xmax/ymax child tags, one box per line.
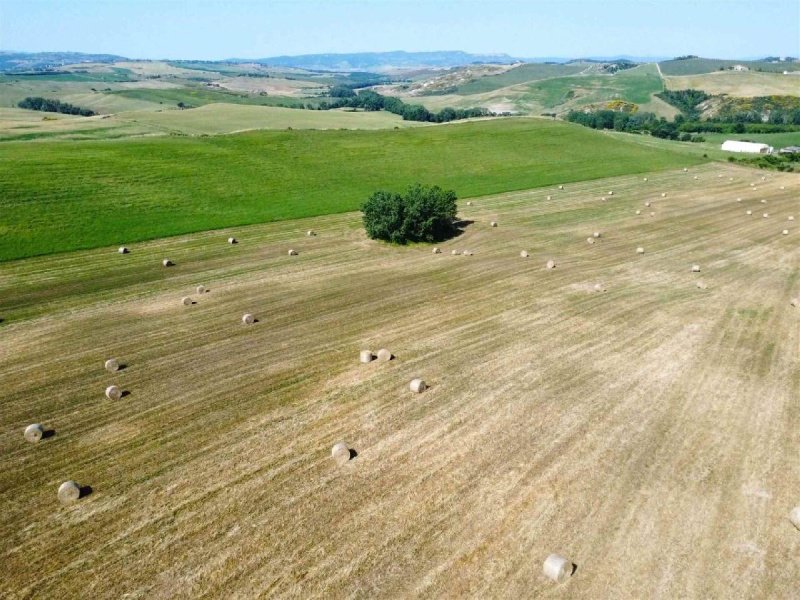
<box><xmin>1</xmin><ymin>164</ymin><xmax>798</xmax><ymax>598</ymax></box>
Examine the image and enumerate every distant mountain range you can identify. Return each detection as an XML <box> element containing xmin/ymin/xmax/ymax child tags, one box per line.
<box><xmin>230</xmin><ymin>51</ymin><xmax>520</xmax><ymax>70</ymax></box>
<box><xmin>0</xmin><ymin>51</ymin><xmax>126</xmax><ymax>71</ymax></box>
<box><xmin>0</xmin><ymin>50</ymin><xmax>793</xmax><ymax>73</ymax></box>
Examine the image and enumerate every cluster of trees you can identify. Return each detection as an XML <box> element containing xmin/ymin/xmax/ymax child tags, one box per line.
<box><xmin>728</xmin><ymin>152</ymin><xmax>798</xmax><ymax>172</ymax></box>
<box><xmin>565</xmin><ymin>110</ymin><xmax>705</xmax><ymax>141</ymax></box>
<box><xmin>17</xmin><ymin>96</ymin><xmax>95</xmax><ymax>116</ymax></box>
<box><xmin>319</xmin><ymin>89</ymin><xmax>490</xmax><ymax>122</ymax></box>
<box><xmin>657</xmin><ymin>89</ymin><xmax>800</xmax><ymax>128</ymax></box>
<box><xmin>362</xmin><ymin>183</ymin><xmax>458</xmax><ymax>244</ymax></box>
<box><xmin>655</xmin><ymin>89</ymin><xmax>709</xmax><ymax>120</ymax></box>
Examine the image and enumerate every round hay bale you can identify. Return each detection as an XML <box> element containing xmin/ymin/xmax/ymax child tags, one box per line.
<box><xmin>780</xmin><ymin>185</ymin><xmax>785</xmax><ymax>190</ymax></box>
<box><xmin>645</xmin><ymin>202</ymin><xmax>651</xmax><ymax>207</ymax></box>
<box><xmin>783</xmin><ymin>229</ymin><xmax>789</xmax><ymax>235</ymax></box>
<box><xmin>520</xmin><ymin>250</ymin><xmax>529</xmax><ymax>258</ymax></box>
<box><xmin>650</xmin><ymin>212</ymin><xmax>655</xmax><ymax>217</ymax></box>
<box><xmin>789</xmin><ymin>216</ymin><xmax>795</xmax><ymax>221</ymax></box>
<box><xmin>661</xmin><ymin>192</ymin><xmax>667</xmax><ymax>198</ymax></box>
<box><xmin>543</xmin><ymin>554</ymin><xmax>573</xmax><ymax>583</ymax></box>
<box><xmin>162</xmin><ymin>259</ymin><xmax>173</xmax><ymax>267</ymax></box>
<box><xmin>359</xmin><ymin>350</ymin><xmax>374</xmax><ymax>363</ymax></box>
<box><xmin>307</xmin><ymin>230</ymin><xmax>315</xmax><ymax>237</ymax></box>
<box><xmin>331</xmin><ymin>442</ymin><xmax>350</xmax><ymax>466</ymax></box>
<box><xmin>118</xmin><ymin>246</ymin><xmax>129</xmax><ymax>254</ymax></box>
<box><xmin>683</xmin><ymin>167</ymin><xmax>688</xmax><ymax>172</ymax></box>
<box><xmin>718</xmin><ymin>174</ymin><xmax>723</xmax><ymax>178</ymax></box>
<box><xmin>790</xmin><ymin>506</ymin><xmax>800</xmax><ymax>531</ymax></box>
<box><xmin>410</xmin><ymin>378</ymin><xmax>427</xmax><ymax>393</ymax></box>
<box><xmin>750</xmin><ymin>183</ymin><xmax>755</xmax><ymax>187</ymax></box>
<box><xmin>636</xmin><ymin>247</ymin><xmax>645</xmax><ymax>254</ymax></box>
<box><xmin>586</xmin><ymin>237</ymin><xmax>595</xmax><ymax>244</ymax></box>
<box><xmin>105</xmin><ymin>385</ymin><xmax>122</xmax><ymax>401</ymax></box>
<box><xmin>746</xmin><ymin>210</ymin><xmax>753</xmax><ymax>215</ymax></box>
<box><xmin>594</xmin><ymin>283</ymin><xmax>605</xmax><ymax>292</ymax></box>
<box><xmin>462</xmin><ymin>250</ymin><xmax>474</xmax><ymax>256</ymax></box>
<box><xmin>761</xmin><ymin>176</ymin><xmax>766</xmax><ymax>181</ymax></box>
<box><xmin>546</xmin><ymin>259</ymin><xmax>556</xmax><ymax>269</ymax></box>
<box><xmin>242</xmin><ymin>313</ymin><xmax>255</xmax><ymax>325</ymax></box>
<box><xmin>736</xmin><ymin>198</ymin><xmax>742</xmax><ymax>202</ymax></box>
<box><xmin>729</xmin><ymin>177</ymin><xmax>734</xmax><ymax>181</ymax></box>
<box><xmin>760</xmin><ymin>199</ymin><xmax>767</xmax><ymax>204</ymax></box>
<box><xmin>696</xmin><ymin>281</ymin><xmax>708</xmax><ymax>290</ymax></box>
<box><xmin>228</xmin><ymin>237</ymin><xmax>237</xmax><ymax>244</ymax></box>
<box><xmin>763</xmin><ymin>213</ymin><xmax>769</xmax><ymax>218</ymax></box>
<box><xmin>643</xmin><ymin>177</ymin><xmax>648</xmax><ymax>181</ymax></box>
<box><xmin>791</xmin><ymin>298</ymin><xmax>799</xmax><ymax>307</ymax></box>
<box><xmin>635</xmin><ymin>210</ymin><xmax>641</xmax><ymax>215</ymax></box>
<box><xmin>451</xmin><ymin>250</ymin><xmax>460</xmax><ymax>255</ymax></box>
<box><xmin>432</xmin><ymin>247</ymin><xmax>441</xmax><ymax>254</ymax></box>
<box><xmin>196</xmin><ymin>285</ymin><xmax>206</xmax><ymax>294</ymax></box>
<box><xmin>104</xmin><ymin>358</ymin><xmax>119</xmax><ymax>373</ymax></box>
<box><xmin>288</xmin><ymin>249</ymin><xmax>298</xmax><ymax>256</ymax></box>
<box><xmin>376</xmin><ymin>348</ymin><xmax>392</xmax><ymax>362</ymax></box>
<box><xmin>181</xmin><ymin>296</ymin><xmax>192</xmax><ymax>306</ymax></box>
<box><xmin>490</xmin><ymin>221</ymin><xmax>498</xmax><ymax>228</ymax></box>
<box><xmin>547</xmin><ymin>195</ymin><xmax>552</xmax><ymax>201</ymax></box>
<box><xmin>693</xmin><ymin>175</ymin><xmax>698</xmax><ymax>180</ymax></box>
<box><xmin>558</xmin><ymin>185</ymin><xmax>564</xmax><ymax>190</ymax></box>
<box><xmin>692</xmin><ymin>265</ymin><xmax>700</xmax><ymax>272</ymax></box>
<box><xmin>466</xmin><ymin>201</ymin><xmax>473</xmax><ymax>206</ymax></box>
<box><xmin>601</xmin><ymin>196</ymin><xmax>606</xmax><ymax>202</ymax></box>
<box><xmin>24</xmin><ymin>423</ymin><xmax>44</xmax><ymax>443</ymax></box>
<box><xmin>593</xmin><ymin>232</ymin><xmax>601</xmax><ymax>238</ymax></box>
<box><xmin>58</xmin><ymin>481</ymin><xmax>81</xmax><ymax>505</ymax></box>
<box><xmin>608</xmin><ymin>191</ymin><xmax>613</xmax><ymax>195</ymax></box>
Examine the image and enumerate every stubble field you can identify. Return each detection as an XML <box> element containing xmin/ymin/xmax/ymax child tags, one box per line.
<box><xmin>1</xmin><ymin>162</ymin><xmax>798</xmax><ymax>598</ymax></box>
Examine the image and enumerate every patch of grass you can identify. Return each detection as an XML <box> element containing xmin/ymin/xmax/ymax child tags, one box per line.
<box><xmin>0</xmin><ymin>118</ymin><xmax>706</xmax><ymax>261</ymax></box>
<box><xmin>454</xmin><ymin>62</ymin><xmax>587</xmax><ymax>94</ymax></box>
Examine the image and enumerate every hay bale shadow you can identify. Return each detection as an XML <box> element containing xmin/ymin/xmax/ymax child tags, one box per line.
<box><xmin>571</xmin><ymin>563</ymin><xmax>578</xmax><ymax>576</ymax></box>
<box><xmin>42</xmin><ymin>429</ymin><xmax>56</xmax><ymax>439</ymax></box>
<box><xmin>120</xmin><ymin>390</ymin><xmax>131</xmax><ymax>398</ymax></box>
<box><xmin>79</xmin><ymin>485</ymin><xmax>93</xmax><ymax>499</ymax></box>
<box><xmin>348</xmin><ymin>449</ymin><xmax>358</xmax><ymax>460</ymax></box>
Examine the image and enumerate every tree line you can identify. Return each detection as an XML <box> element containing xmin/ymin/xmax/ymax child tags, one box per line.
<box><xmin>319</xmin><ymin>89</ymin><xmax>491</xmax><ymax>123</ymax></box>
<box><xmin>18</xmin><ymin>96</ymin><xmax>95</xmax><ymax>116</ymax></box>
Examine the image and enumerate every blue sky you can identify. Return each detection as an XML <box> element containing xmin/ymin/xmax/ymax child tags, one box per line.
<box><xmin>1</xmin><ymin>0</ymin><xmax>798</xmax><ymax>60</ymax></box>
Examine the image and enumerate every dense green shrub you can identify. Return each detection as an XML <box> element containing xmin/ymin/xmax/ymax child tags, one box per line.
<box><xmin>361</xmin><ymin>183</ymin><xmax>458</xmax><ymax>244</ymax></box>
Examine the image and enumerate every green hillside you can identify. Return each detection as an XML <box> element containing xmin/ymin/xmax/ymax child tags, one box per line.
<box><xmin>0</xmin><ymin>118</ymin><xmax>705</xmax><ymax>261</ymax></box>
<box><xmin>659</xmin><ymin>57</ymin><xmax>800</xmax><ymax>76</ymax></box>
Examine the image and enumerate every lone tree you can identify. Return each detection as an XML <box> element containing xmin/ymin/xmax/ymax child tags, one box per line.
<box><xmin>361</xmin><ymin>183</ymin><xmax>458</xmax><ymax>244</ymax></box>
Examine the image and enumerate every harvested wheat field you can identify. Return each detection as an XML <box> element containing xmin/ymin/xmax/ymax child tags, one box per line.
<box><xmin>1</xmin><ymin>163</ymin><xmax>799</xmax><ymax>598</ymax></box>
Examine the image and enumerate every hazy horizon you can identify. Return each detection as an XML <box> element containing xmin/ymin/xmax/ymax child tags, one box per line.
<box><xmin>2</xmin><ymin>0</ymin><xmax>797</xmax><ymax>62</ymax></box>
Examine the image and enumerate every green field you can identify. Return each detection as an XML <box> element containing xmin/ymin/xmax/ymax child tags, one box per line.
<box><xmin>454</xmin><ymin>62</ymin><xmax>588</xmax><ymax>94</ymax></box>
<box><xmin>115</xmin><ymin>103</ymin><xmax>423</xmax><ymax>134</ymax></box>
<box><xmin>658</xmin><ymin>57</ymin><xmax>800</xmax><ymax>76</ymax></box>
<box><xmin>0</xmin><ymin>118</ymin><xmax>706</xmax><ymax>261</ymax></box>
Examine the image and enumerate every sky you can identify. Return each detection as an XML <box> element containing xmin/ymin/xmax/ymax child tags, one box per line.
<box><xmin>1</xmin><ymin>0</ymin><xmax>798</xmax><ymax>60</ymax></box>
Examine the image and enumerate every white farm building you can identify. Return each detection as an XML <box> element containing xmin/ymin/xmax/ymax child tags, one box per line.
<box><xmin>720</xmin><ymin>140</ymin><xmax>773</xmax><ymax>154</ymax></box>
